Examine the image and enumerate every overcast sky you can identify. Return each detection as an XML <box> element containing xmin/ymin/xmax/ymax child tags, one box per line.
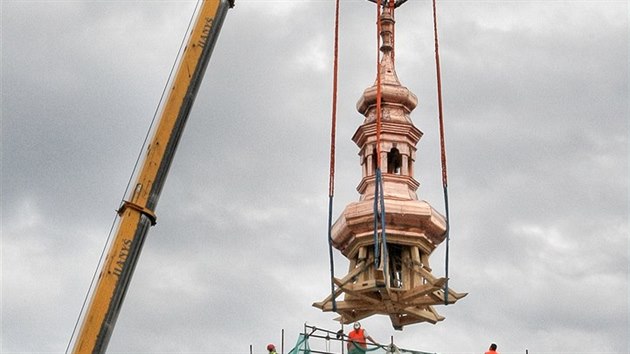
<box><xmin>1</xmin><ymin>1</ymin><xmax>628</xmax><ymax>353</ymax></box>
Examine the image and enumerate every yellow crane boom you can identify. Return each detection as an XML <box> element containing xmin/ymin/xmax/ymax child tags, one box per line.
<box><xmin>71</xmin><ymin>1</ymin><xmax>233</xmax><ymax>353</ymax></box>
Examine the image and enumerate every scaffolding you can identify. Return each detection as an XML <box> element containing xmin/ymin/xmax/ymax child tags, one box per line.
<box><xmin>288</xmin><ymin>325</ymin><xmax>437</xmax><ymax>354</ymax></box>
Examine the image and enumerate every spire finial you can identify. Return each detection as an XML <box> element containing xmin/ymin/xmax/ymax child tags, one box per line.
<box><xmin>356</xmin><ymin>0</ymin><xmax>418</xmax><ymax>119</ymax></box>
<box><xmin>379</xmin><ymin>5</ymin><xmax>395</xmax><ymax>56</ymax></box>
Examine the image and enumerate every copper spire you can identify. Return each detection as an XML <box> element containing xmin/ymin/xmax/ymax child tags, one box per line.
<box><xmin>314</xmin><ymin>4</ymin><xmax>466</xmax><ymax>330</ymax></box>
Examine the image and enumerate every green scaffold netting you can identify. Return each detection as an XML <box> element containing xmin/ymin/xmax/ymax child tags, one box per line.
<box><xmin>288</xmin><ymin>334</ymin><xmax>436</xmax><ymax>354</ymax></box>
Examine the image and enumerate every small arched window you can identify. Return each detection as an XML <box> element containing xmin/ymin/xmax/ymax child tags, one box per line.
<box><xmin>387</xmin><ymin>148</ymin><xmax>402</xmax><ymax>175</ymax></box>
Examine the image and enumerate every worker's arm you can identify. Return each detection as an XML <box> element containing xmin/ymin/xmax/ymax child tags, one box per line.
<box><xmin>366</xmin><ymin>335</ymin><xmax>381</xmax><ymax>347</ymax></box>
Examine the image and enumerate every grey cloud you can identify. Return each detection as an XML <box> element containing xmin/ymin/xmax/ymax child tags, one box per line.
<box><xmin>2</xmin><ymin>1</ymin><xmax>627</xmax><ymax>354</ymax></box>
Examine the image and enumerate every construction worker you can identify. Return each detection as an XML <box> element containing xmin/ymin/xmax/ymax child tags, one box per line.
<box><xmin>267</xmin><ymin>343</ymin><xmax>278</xmax><ymax>354</ymax></box>
<box><xmin>347</xmin><ymin>322</ymin><xmax>379</xmax><ymax>354</ymax></box>
<box><xmin>485</xmin><ymin>343</ymin><xmax>499</xmax><ymax>354</ymax></box>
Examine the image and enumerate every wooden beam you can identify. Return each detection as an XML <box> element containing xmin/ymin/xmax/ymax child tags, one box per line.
<box><xmin>398</xmin><ymin>278</ymin><xmax>446</xmax><ymax>302</ymax></box>
<box><xmin>401</xmin><ymin>306</ymin><xmax>441</xmax><ymax>324</ymax></box>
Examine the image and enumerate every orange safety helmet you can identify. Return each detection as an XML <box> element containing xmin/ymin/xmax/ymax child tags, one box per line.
<box><xmin>267</xmin><ymin>344</ymin><xmax>276</xmax><ymax>351</ymax></box>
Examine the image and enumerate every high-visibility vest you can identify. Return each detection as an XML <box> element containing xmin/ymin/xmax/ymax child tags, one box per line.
<box><xmin>348</xmin><ymin>329</ymin><xmax>367</xmax><ymax>349</ymax></box>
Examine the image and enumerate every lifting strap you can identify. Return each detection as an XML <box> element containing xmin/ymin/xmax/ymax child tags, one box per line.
<box><xmin>431</xmin><ymin>0</ymin><xmax>452</xmax><ymax>305</ymax></box>
<box><xmin>326</xmin><ymin>0</ymin><xmax>342</xmax><ymax>312</ymax></box>
<box><xmin>373</xmin><ymin>0</ymin><xmax>389</xmax><ymax>281</ymax></box>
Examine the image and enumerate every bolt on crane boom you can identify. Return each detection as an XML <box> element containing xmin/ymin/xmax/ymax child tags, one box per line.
<box><xmin>70</xmin><ymin>1</ymin><xmax>233</xmax><ymax>353</ymax></box>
